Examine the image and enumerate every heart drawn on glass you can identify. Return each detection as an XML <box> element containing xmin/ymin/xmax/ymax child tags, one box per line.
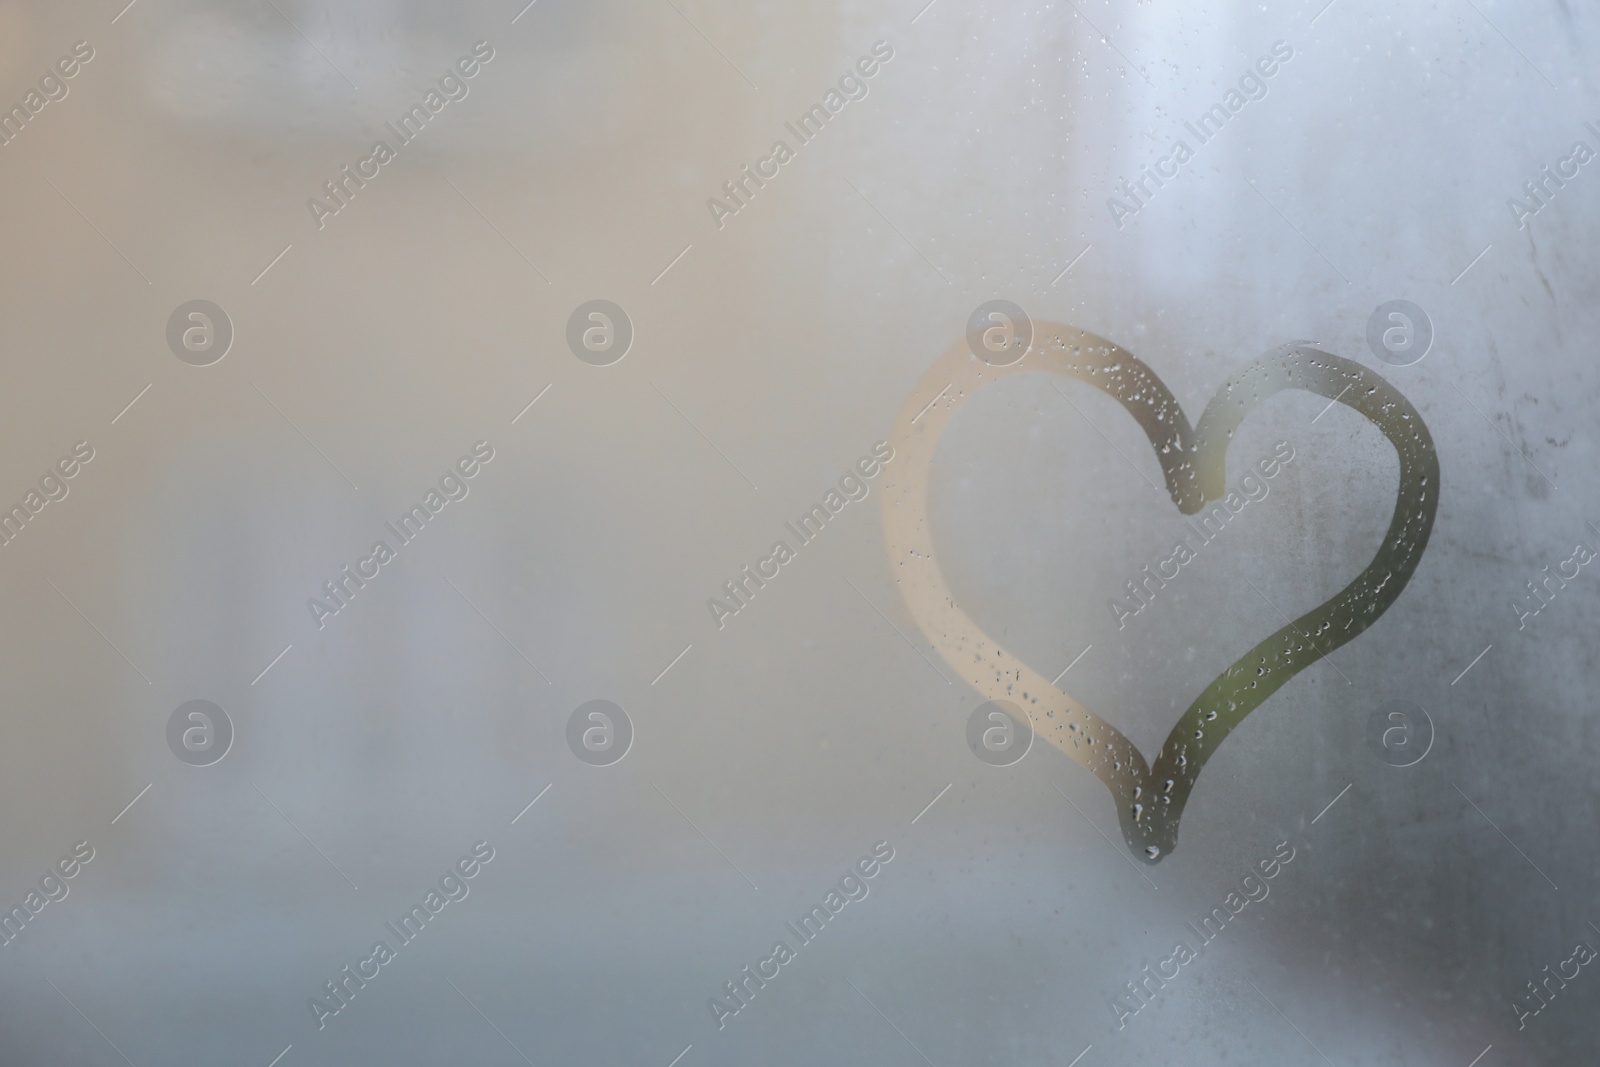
<box><xmin>879</xmin><ymin>325</ymin><xmax>1438</xmax><ymax>863</ymax></box>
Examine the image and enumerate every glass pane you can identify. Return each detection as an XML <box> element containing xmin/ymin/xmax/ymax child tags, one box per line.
<box><xmin>0</xmin><ymin>1</ymin><xmax>1585</xmax><ymax>1064</ymax></box>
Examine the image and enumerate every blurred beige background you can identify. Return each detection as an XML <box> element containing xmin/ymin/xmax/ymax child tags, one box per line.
<box><xmin>0</xmin><ymin>0</ymin><xmax>1597</xmax><ymax>1064</ymax></box>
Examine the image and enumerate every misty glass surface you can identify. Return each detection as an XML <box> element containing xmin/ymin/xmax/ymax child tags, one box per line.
<box><xmin>0</xmin><ymin>0</ymin><xmax>1594</xmax><ymax>1064</ymax></box>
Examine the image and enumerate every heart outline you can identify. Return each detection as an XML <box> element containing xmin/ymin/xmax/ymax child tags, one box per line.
<box><xmin>880</xmin><ymin>325</ymin><xmax>1438</xmax><ymax>863</ymax></box>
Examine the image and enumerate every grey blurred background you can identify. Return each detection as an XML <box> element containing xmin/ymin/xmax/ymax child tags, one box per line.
<box><xmin>0</xmin><ymin>0</ymin><xmax>1597</xmax><ymax>1063</ymax></box>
